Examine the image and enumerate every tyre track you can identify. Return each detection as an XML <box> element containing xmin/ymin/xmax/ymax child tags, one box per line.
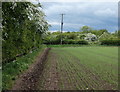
<box><xmin>12</xmin><ymin>48</ymin><xmax>51</xmax><ymax>90</ymax></box>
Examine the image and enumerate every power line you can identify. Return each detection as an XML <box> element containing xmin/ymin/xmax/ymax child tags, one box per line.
<box><xmin>60</xmin><ymin>14</ymin><xmax>65</xmax><ymax>45</ymax></box>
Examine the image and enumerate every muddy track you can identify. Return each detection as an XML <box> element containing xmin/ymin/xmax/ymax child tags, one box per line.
<box><xmin>12</xmin><ymin>48</ymin><xmax>51</xmax><ymax>90</ymax></box>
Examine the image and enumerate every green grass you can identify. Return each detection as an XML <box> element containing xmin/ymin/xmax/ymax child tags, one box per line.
<box><xmin>39</xmin><ymin>46</ymin><xmax>118</xmax><ymax>90</ymax></box>
<box><xmin>55</xmin><ymin>47</ymin><xmax>118</xmax><ymax>89</ymax></box>
<box><xmin>47</xmin><ymin>44</ymin><xmax>89</xmax><ymax>48</ymax></box>
<box><xmin>2</xmin><ymin>45</ymin><xmax>46</xmax><ymax>90</ymax></box>
<box><xmin>47</xmin><ymin>44</ymin><xmax>119</xmax><ymax>48</ymax></box>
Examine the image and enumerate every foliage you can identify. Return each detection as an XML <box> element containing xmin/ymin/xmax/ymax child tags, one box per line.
<box><xmin>2</xmin><ymin>2</ymin><xmax>49</xmax><ymax>63</ymax></box>
<box><xmin>63</xmin><ymin>39</ymin><xmax>88</xmax><ymax>45</ymax></box>
<box><xmin>43</xmin><ymin>29</ymin><xmax>118</xmax><ymax>45</ymax></box>
<box><xmin>100</xmin><ymin>39</ymin><xmax>120</xmax><ymax>46</ymax></box>
<box><xmin>44</xmin><ymin>34</ymin><xmax>88</xmax><ymax>45</ymax></box>
<box><xmin>79</xmin><ymin>34</ymin><xmax>86</xmax><ymax>39</ymax></box>
<box><xmin>80</xmin><ymin>26</ymin><xmax>92</xmax><ymax>33</ymax></box>
<box><xmin>66</xmin><ymin>33</ymin><xmax>77</xmax><ymax>39</ymax></box>
<box><xmin>97</xmin><ymin>29</ymin><xmax>108</xmax><ymax>36</ymax></box>
<box><xmin>80</xmin><ymin>26</ymin><xmax>109</xmax><ymax>36</ymax></box>
<box><xmin>98</xmin><ymin>32</ymin><xmax>117</xmax><ymax>41</ymax></box>
<box><xmin>43</xmin><ymin>34</ymin><xmax>61</xmax><ymax>44</ymax></box>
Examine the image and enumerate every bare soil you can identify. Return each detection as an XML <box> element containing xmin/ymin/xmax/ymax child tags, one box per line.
<box><xmin>12</xmin><ymin>48</ymin><xmax>51</xmax><ymax>90</ymax></box>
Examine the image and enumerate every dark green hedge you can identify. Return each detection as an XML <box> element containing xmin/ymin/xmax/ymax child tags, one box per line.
<box><xmin>100</xmin><ymin>39</ymin><xmax>120</xmax><ymax>46</ymax></box>
<box><xmin>63</xmin><ymin>39</ymin><xmax>88</xmax><ymax>45</ymax></box>
<box><xmin>44</xmin><ymin>39</ymin><xmax>88</xmax><ymax>45</ymax></box>
<box><xmin>43</xmin><ymin>38</ymin><xmax>60</xmax><ymax>45</ymax></box>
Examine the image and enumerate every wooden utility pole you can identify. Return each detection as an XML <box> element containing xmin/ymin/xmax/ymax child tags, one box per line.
<box><xmin>60</xmin><ymin>14</ymin><xmax>65</xmax><ymax>45</ymax></box>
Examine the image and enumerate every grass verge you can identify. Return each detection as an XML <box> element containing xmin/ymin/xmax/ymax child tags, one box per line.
<box><xmin>2</xmin><ymin>45</ymin><xmax>46</xmax><ymax>90</ymax></box>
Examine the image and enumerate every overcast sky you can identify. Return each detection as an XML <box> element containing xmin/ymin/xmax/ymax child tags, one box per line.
<box><xmin>40</xmin><ymin>2</ymin><xmax>118</xmax><ymax>32</ymax></box>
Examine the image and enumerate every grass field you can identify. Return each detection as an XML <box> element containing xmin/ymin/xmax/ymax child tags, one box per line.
<box><xmin>38</xmin><ymin>47</ymin><xmax>118</xmax><ymax>90</ymax></box>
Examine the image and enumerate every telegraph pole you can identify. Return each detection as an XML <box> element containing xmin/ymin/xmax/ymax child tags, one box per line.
<box><xmin>60</xmin><ymin>14</ymin><xmax>65</xmax><ymax>45</ymax></box>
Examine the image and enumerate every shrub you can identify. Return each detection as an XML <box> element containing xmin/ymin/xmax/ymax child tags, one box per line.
<box><xmin>63</xmin><ymin>39</ymin><xmax>88</xmax><ymax>45</ymax></box>
<box><xmin>43</xmin><ymin>38</ymin><xmax>60</xmax><ymax>45</ymax></box>
<box><xmin>100</xmin><ymin>39</ymin><xmax>120</xmax><ymax>46</ymax></box>
<box><xmin>77</xmin><ymin>40</ymin><xmax>88</xmax><ymax>45</ymax></box>
<box><xmin>44</xmin><ymin>39</ymin><xmax>88</xmax><ymax>45</ymax></box>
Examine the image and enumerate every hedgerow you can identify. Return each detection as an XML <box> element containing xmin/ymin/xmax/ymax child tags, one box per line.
<box><xmin>2</xmin><ymin>2</ymin><xmax>49</xmax><ymax>63</ymax></box>
<box><xmin>100</xmin><ymin>39</ymin><xmax>120</xmax><ymax>46</ymax></box>
<box><xmin>44</xmin><ymin>39</ymin><xmax>88</xmax><ymax>45</ymax></box>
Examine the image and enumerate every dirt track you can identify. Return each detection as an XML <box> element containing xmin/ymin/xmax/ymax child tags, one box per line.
<box><xmin>12</xmin><ymin>48</ymin><xmax>51</xmax><ymax>90</ymax></box>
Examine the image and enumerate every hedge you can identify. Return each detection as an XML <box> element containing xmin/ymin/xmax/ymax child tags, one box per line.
<box><xmin>44</xmin><ymin>39</ymin><xmax>88</xmax><ymax>45</ymax></box>
<box><xmin>100</xmin><ymin>39</ymin><xmax>120</xmax><ymax>46</ymax></box>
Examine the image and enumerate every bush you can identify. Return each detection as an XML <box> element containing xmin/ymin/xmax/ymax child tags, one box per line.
<box><xmin>2</xmin><ymin>2</ymin><xmax>48</xmax><ymax>63</ymax></box>
<box><xmin>63</xmin><ymin>39</ymin><xmax>88</xmax><ymax>45</ymax></box>
<box><xmin>63</xmin><ymin>39</ymin><xmax>75</xmax><ymax>44</ymax></box>
<box><xmin>44</xmin><ymin>39</ymin><xmax>88</xmax><ymax>45</ymax></box>
<box><xmin>77</xmin><ymin>40</ymin><xmax>88</xmax><ymax>45</ymax></box>
<box><xmin>43</xmin><ymin>38</ymin><xmax>61</xmax><ymax>45</ymax></box>
<box><xmin>100</xmin><ymin>39</ymin><xmax>120</xmax><ymax>46</ymax></box>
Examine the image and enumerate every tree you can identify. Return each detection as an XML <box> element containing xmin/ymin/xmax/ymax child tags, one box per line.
<box><xmin>2</xmin><ymin>2</ymin><xmax>49</xmax><ymax>62</ymax></box>
<box><xmin>79</xmin><ymin>34</ymin><xmax>86</xmax><ymax>39</ymax></box>
<box><xmin>97</xmin><ymin>29</ymin><xmax>108</xmax><ymax>36</ymax></box>
<box><xmin>67</xmin><ymin>33</ymin><xmax>77</xmax><ymax>40</ymax></box>
<box><xmin>80</xmin><ymin>26</ymin><xmax>92</xmax><ymax>33</ymax></box>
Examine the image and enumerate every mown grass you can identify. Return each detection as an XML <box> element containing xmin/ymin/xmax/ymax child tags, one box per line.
<box><xmin>2</xmin><ymin>45</ymin><xmax>46</xmax><ymax>90</ymax></box>
<box><xmin>51</xmin><ymin>47</ymin><xmax>118</xmax><ymax>90</ymax></box>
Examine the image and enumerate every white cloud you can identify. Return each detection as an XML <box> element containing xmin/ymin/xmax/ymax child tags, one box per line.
<box><xmin>43</xmin><ymin>2</ymin><xmax>117</xmax><ymax>32</ymax></box>
<box><xmin>49</xmin><ymin>21</ymin><xmax>84</xmax><ymax>26</ymax></box>
<box><xmin>43</xmin><ymin>2</ymin><xmax>117</xmax><ymax>17</ymax></box>
<box><xmin>65</xmin><ymin>23</ymin><xmax>83</xmax><ymax>26</ymax></box>
<box><xmin>48</xmin><ymin>30</ymin><xmax>68</xmax><ymax>33</ymax></box>
<box><xmin>4</xmin><ymin>0</ymin><xmax>118</xmax><ymax>3</ymax></box>
<box><xmin>94</xmin><ymin>8</ymin><xmax>117</xmax><ymax>17</ymax></box>
<box><xmin>48</xmin><ymin>21</ymin><xmax>60</xmax><ymax>25</ymax></box>
<box><xmin>44</xmin><ymin>4</ymin><xmax>73</xmax><ymax>15</ymax></box>
<box><xmin>39</xmin><ymin>0</ymin><xmax>119</xmax><ymax>2</ymax></box>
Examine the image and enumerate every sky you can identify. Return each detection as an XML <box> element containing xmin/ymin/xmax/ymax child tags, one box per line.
<box><xmin>40</xmin><ymin>1</ymin><xmax>118</xmax><ymax>32</ymax></box>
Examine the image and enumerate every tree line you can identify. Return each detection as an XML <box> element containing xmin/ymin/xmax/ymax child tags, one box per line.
<box><xmin>43</xmin><ymin>26</ymin><xmax>119</xmax><ymax>45</ymax></box>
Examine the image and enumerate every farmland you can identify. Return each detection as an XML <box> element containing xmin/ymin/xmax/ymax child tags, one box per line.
<box><xmin>2</xmin><ymin>2</ymin><xmax>119</xmax><ymax>91</ymax></box>
<box><xmin>38</xmin><ymin>47</ymin><xmax>118</xmax><ymax>90</ymax></box>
